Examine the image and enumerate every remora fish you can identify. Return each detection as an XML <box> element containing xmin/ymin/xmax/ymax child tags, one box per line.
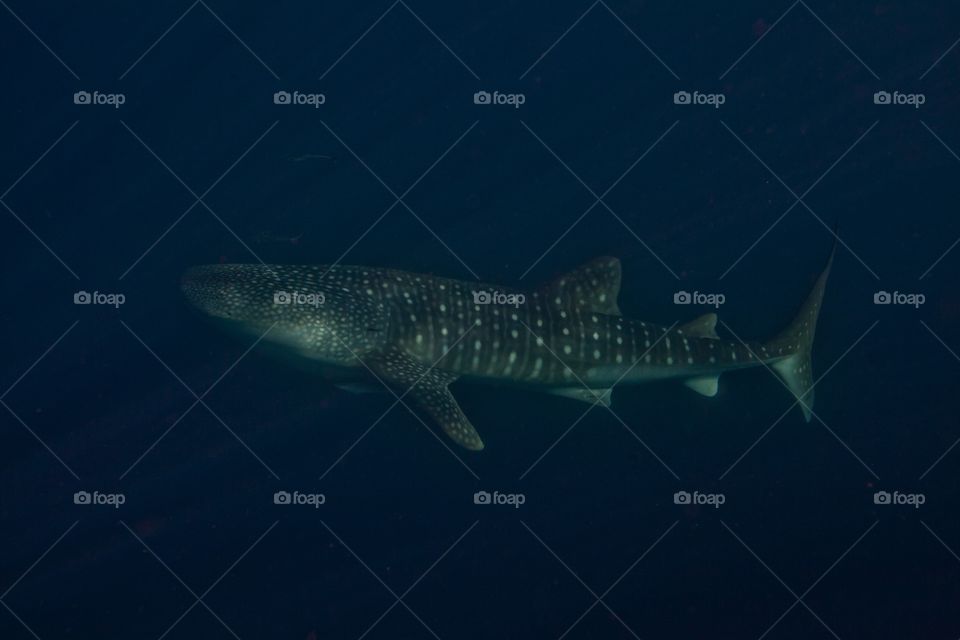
<box><xmin>181</xmin><ymin>251</ymin><xmax>832</xmax><ymax>450</ymax></box>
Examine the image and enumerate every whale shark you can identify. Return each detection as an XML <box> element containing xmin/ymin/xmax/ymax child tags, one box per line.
<box><xmin>181</xmin><ymin>251</ymin><xmax>832</xmax><ymax>451</ymax></box>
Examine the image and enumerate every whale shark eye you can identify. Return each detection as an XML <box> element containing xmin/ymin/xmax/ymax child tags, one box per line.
<box><xmin>366</xmin><ymin>327</ymin><xmax>381</xmax><ymax>332</ymax></box>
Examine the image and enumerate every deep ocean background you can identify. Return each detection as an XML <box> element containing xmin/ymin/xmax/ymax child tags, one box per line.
<box><xmin>1</xmin><ymin>2</ymin><xmax>959</xmax><ymax>638</ymax></box>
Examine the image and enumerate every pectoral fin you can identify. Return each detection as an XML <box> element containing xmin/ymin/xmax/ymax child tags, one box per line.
<box><xmin>368</xmin><ymin>348</ymin><xmax>484</xmax><ymax>451</ymax></box>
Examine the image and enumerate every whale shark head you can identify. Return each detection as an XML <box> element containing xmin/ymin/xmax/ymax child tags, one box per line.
<box><xmin>181</xmin><ymin>264</ymin><xmax>389</xmax><ymax>363</ymax></box>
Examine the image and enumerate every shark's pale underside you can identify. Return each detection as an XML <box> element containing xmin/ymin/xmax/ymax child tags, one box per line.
<box><xmin>182</xmin><ymin>251</ymin><xmax>832</xmax><ymax>450</ymax></box>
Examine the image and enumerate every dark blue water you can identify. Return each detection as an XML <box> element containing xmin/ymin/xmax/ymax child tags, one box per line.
<box><xmin>2</xmin><ymin>2</ymin><xmax>959</xmax><ymax>638</ymax></box>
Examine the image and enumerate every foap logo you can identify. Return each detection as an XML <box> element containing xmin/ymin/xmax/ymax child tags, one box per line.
<box><xmin>73</xmin><ymin>90</ymin><xmax>126</xmax><ymax>108</ymax></box>
<box><xmin>873</xmin><ymin>290</ymin><xmax>925</xmax><ymax>308</ymax></box>
<box><xmin>674</xmin><ymin>490</ymin><xmax>725</xmax><ymax>508</ymax></box>
<box><xmin>873</xmin><ymin>90</ymin><xmax>925</xmax><ymax>109</ymax></box>
<box><xmin>673</xmin><ymin>90</ymin><xmax>725</xmax><ymax>109</ymax></box>
<box><xmin>74</xmin><ymin>290</ymin><xmax>126</xmax><ymax>308</ymax></box>
<box><xmin>674</xmin><ymin>290</ymin><xmax>725</xmax><ymax>308</ymax></box>
<box><xmin>873</xmin><ymin>490</ymin><xmax>925</xmax><ymax>509</ymax></box>
<box><xmin>472</xmin><ymin>290</ymin><xmax>526</xmax><ymax>308</ymax></box>
<box><xmin>473</xmin><ymin>490</ymin><xmax>525</xmax><ymax>509</ymax></box>
<box><xmin>274</xmin><ymin>290</ymin><xmax>326</xmax><ymax>307</ymax></box>
<box><xmin>473</xmin><ymin>90</ymin><xmax>526</xmax><ymax>109</ymax></box>
<box><xmin>273</xmin><ymin>90</ymin><xmax>326</xmax><ymax>108</ymax></box>
<box><xmin>74</xmin><ymin>490</ymin><xmax>126</xmax><ymax>509</ymax></box>
<box><xmin>273</xmin><ymin>490</ymin><xmax>326</xmax><ymax>508</ymax></box>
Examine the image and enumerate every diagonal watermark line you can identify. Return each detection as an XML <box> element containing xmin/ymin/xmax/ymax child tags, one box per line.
<box><xmin>520</xmin><ymin>0</ymin><xmax>678</xmax><ymax>81</ymax></box>
<box><xmin>1</xmin><ymin>201</ymin><xmax>80</xmax><ymax>279</ymax></box>
<box><xmin>519</xmin><ymin>321</ymin><xmax>679</xmax><ymax>480</ymax></box>
<box><xmin>519</xmin><ymin>120</ymin><xmax>680</xmax><ymax>280</ymax></box>
<box><xmin>319</xmin><ymin>120</ymin><xmax>482</xmax><ymax>280</ymax></box>
<box><xmin>323</xmin><ymin>519</ymin><xmax>476</xmax><ymax>640</ymax></box>
<box><xmin>0</xmin><ymin>0</ymin><xmax>79</xmax><ymax>79</ymax></box>
<box><xmin>2</xmin><ymin>320</ymin><xmax>78</xmax><ymax>400</ymax></box>
<box><xmin>398</xmin><ymin>0</ymin><xmax>480</xmax><ymax>80</ymax></box>
<box><xmin>119</xmin><ymin>0</ymin><xmax>278</xmax><ymax>80</ymax></box>
<box><xmin>920</xmin><ymin>32</ymin><xmax>960</xmax><ymax>80</ymax></box>
<box><xmin>718</xmin><ymin>120</ymin><xmax>879</xmax><ymax>280</ymax></box>
<box><xmin>921</xmin><ymin>520</ymin><xmax>960</xmax><ymax>563</ymax></box>
<box><xmin>118</xmin><ymin>120</ymin><xmax>278</xmax><ymax>279</ymax></box>
<box><xmin>555</xmin><ymin>519</ymin><xmax>678</xmax><ymax>640</ymax></box>
<box><xmin>520</xmin><ymin>1</ymin><xmax>599</xmax><ymax>80</ymax></box>
<box><xmin>119</xmin><ymin>321</ymin><xmax>279</xmax><ymax>480</ymax></box>
<box><xmin>2</xmin><ymin>121</ymin><xmax>79</xmax><ymax>200</ymax></box>
<box><xmin>122</xmin><ymin>519</ymin><xmax>277</xmax><ymax>640</ymax></box>
<box><xmin>1</xmin><ymin>121</ymin><xmax>82</xmax><ymax>278</ymax></box>
<box><xmin>1</xmin><ymin>521</ymin><xmax>79</xmax><ymax>640</ymax></box>
<box><xmin>522</xmin><ymin>520</ymin><xmax>658</xmax><ymax>640</ymax></box>
<box><xmin>718</xmin><ymin>320</ymin><xmax>879</xmax><ymax>480</ymax></box>
<box><xmin>1</xmin><ymin>520</ymin><xmax>78</xmax><ymax>599</ymax></box>
<box><xmin>724</xmin><ymin>519</ymin><xmax>876</xmax><ymax>640</ymax></box>
<box><xmin>799</xmin><ymin>0</ymin><xmax>879</xmax><ymax>79</ymax></box>
<box><xmin>320</xmin><ymin>0</ymin><xmax>400</xmax><ymax>80</ymax></box>
<box><xmin>719</xmin><ymin>0</ymin><xmax>800</xmax><ymax>80</ymax></box>
<box><xmin>324</xmin><ymin>326</ymin><xmax>479</xmax><ymax>480</ymax></box>
<box><xmin>198</xmin><ymin>0</ymin><xmax>280</xmax><ymax>79</ymax></box>
<box><xmin>1</xmin><ymin>399</ymin><xmax>80</xmax><ymax>479</ymax></box>
<box><xmin>120</xmin><ymin>0</ymin><xmax>200</xmax><ymax>79</ymax></box>
<box><xmin>918</xmin><ymin>321</ymin><xmax>960</xmax><ymax>480</ymax></box>
<box><xmin>597</xmin><ymin>0</ymin><xmax>679</xmax><ymax>80</ymax></box>
<box><xmin>0</xmin><ymin>601</ymin><xmax>42</xmax><ymax>640</ymax></box>
<box><xmin>918</xmin><ymin>122</ymin><xmax>960</xmax><ymax>279</ymax></box>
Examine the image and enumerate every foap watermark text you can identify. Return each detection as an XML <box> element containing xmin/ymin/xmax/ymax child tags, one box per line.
<box><xmin>274</xmin><ymin>90</ymin><xmax>326</xmax><ymax>108</ymax></box>
<box><xmin>74</xmin><ymin>290</ymin><xmax>125</xmax><ymax>308</ymax></box>
<box><xmin>74</xmin><ymin>490</ymin><xmax>126</xmax><ymax>508</ymax></box>
<box><xmin>873</xmin><ymin>490</ymin><xmax>924</xmax><ymax>509</ymax></box>
<box><xmin>674</xmin><ymin>290</ymin><xmax>725</xmax><ymax>308</ymax></box>
<box><xmin>474</xmin><ymin>490</ymin><xmax>525</xmax><ymax>508</ymax></box>
<box><xmin>473</xmin><ymin>290</ymin><xmax>525</xmax><ymax>308</ymax></box>
<box><xmin>674</xmin><ymin>490</ymin><xmax>725</xmax><ymax>508</ymax></box>
<box><xmin>274</xmin><ymin>290</ymin><xmax>325</xmax><ymax>307</ymax></box>
<box><xmin>473</xmin><ymin>90</ymin><xmax>525</xmax><ymax>108</ymax></box>
<box><xmin>873</xmin><ymin>90</ymin><xmax>924</xmax><ymax>108</ymax></box>
<box><xmin>874</xmin><ymin>290</ymin><xmax>924</xmax><ymax>308</ymax></box>
<box><xmin>674</xmin><ymin>90</ymin><xmax>725</xmax><ymax>108</ymax></box>
<box><xmin>74</xmin><ymin>90</ymin><xmax>125</xmax><ymax>108</ymax></box>
<box><xmin>274</xmin><ymin>490</ymin><xmax>326</xmax><ymax>508</ymax></box>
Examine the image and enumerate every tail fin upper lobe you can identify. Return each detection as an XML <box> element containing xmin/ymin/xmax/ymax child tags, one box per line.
<box><xmin>766</xmin><ymin>245</ymin><xmax>835</xmax><ymax>421</ymax></box>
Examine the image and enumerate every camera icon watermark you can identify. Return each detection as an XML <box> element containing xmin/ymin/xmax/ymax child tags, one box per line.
<box><xmin>473</xmin><ymin>90</ymin><xmax>525</xmax><ymax>109</ymax></box>
<box><xmin>273</xmin><ymin>490</ymin><xmax>326</xmax><ymax>508</ymax></box>
<box><xmin>873</xmin><ymin>290</ymin><xmax>924</xmax><ymax>308</ymax></box>
<box><xmin>873</xmin><ymin>490</ymin><xmax>924</xmax><ymax>508</ymax></box>
<box><xmin>873</xmin><ymin>90</ymin><xmax>924</xmax><ymax>108</ymax></box>
<box><xmin>73</xmin><ymin>490</ymin><xmax>126</xmax><ymax>508</ymax></box>
<box><xmin>473</xmin><ymin>490</ymin><xmax>525</xmax><ymax>508</ymax></box>
<box><xmin>673</xmin><ymin>90</ymin><xmax>725</xmax><ymax>108</ymax></box>
<box><xmin>273</xmin><ymin>90</ymin><xmax>326</xmax><ymax>108</ymax></box>
<box><xmin>73</xmin><ymin>90</ymin><xmax>126</xmax><ymax>108</ymax></box>
<box><xmin>673</xmin><ymin>290</ymin><xmax>725</xmax><ymax>308</ymax></box>
<box><xmin>673</xmin><ymin>490</ymin><xmax>725</xmax><ymax>508</ymax></box>
<box><xmin>274</xmin><ymin>290</ymin><xmax>325</xmax><ymax>307</ymax></box>
<box><xmin>74</xmin><ymin>290</ymin><xmax>126</xmax><ymax>308</ymax></box>
<box><xmin>472</xmin><ymin>289</ymin><xmax>525</xmax><ymax>308</ymax></box>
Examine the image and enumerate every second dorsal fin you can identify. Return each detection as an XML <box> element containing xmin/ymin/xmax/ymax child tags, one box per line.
<box><xmin>679</xmin><ymin>313</ymin><xmax>719</xmax><ymax>339</ymax></box>
<box><xmin>537</xmin><ymin>257</ymin><xmax>622</xmax><ymax>316</ymax></box>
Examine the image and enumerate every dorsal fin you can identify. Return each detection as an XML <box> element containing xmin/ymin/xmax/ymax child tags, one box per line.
<box><xmin>679</xmin><ymin>313</ymin><xmax>719</xmax><ymax>339</ymax></box>
<box><xmin>536</xmin><ymin>257</ymin><xmax>622</xmax><ymax>316</ymax></box>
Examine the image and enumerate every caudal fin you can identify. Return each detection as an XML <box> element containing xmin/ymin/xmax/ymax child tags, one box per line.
<box><xmin>766</xmin><ymin>244</ymin><xmax>835</xmax><ymax>422</ymax></box>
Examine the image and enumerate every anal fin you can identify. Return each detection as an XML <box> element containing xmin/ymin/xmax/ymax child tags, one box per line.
<box><xmin>547</xmin><ymin>387</ymin><xmax>613</xmax><ymax>407</ymax></box>
<box><xmin>684</xmin><ymin>375</ymin><xmax>719</xmax><ymax>397</ymax></box>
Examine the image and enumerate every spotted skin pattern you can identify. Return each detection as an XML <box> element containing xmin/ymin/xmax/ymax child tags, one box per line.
<box><xmin>182</xmin><ymin>253</ymin><xmax>832</xmax><ymax>450</ymax></box>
